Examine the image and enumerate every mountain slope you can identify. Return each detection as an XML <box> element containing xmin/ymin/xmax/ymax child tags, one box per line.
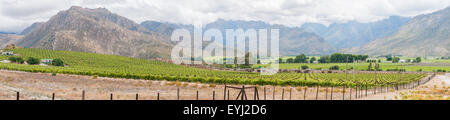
<box><xmin>20</xmin><ymin>22</ymin><xmax>44</xmax><ymax>35</ymax></box>
<box><xmin>16</xmin><ymin>6</ymin><xmax>172</xmax><ymax>58</ymax></box>
<box><xmin>301</xmin><ymin>16</ymin><xmax>410</xmax><ymax>49</ymax></box>
<box><xmin>0</xmin><ymin>34</ymin><xmax>24</xmax><ymax>48</ymax></box>
<box><xmin>344</xmin><ymin>7</ymin><xmax>450</xmax><ymax>57</ymax></box>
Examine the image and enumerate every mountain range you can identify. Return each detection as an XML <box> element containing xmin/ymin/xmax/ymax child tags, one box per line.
<box><xmin>301</xmin><ymin>16</ymin><xmax>411</xmax><ymax>49</ymax></box>
<box><xmin>141</xmin><ymin>19</ymin><xmax>336</xmax><ymax>56</ymax></box>
<box><xmin>344</xmin><ymin>6</ymin><xmax>450</xmax><ymax>57</ymax></box>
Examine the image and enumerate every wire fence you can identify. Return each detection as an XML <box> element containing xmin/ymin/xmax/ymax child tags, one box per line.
<box><xmin>1</xmin><ymin>73</ymin><xmax>436</xmax><ymax>100</ymax></box>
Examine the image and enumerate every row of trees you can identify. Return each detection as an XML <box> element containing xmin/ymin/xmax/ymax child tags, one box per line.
<box><xmin>386</xmin><ymin>56</ymin><xmax>421</xmax><ymax>63</ymax></box>
<box><xmin>8</xmin><ymin>57</ymin><xmax>64</xmax><ymax>66</ymax></box>
<box><xmin>318</xmin><ymin>53</ymin><xmax>368</xmax><ymax>63</ymax></box>
<box><xmin>281</xmin><ymin>54</ymin><xmax>311</xmax><ymax>63</ymax></box>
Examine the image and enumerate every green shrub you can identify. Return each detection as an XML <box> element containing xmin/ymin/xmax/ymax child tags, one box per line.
<box><xmin>27</xmin><ymin>57</ymin><xmax>40</xmax><ymax>65</ymax></box>
<box><xmin>16</xmin><ymin>58</ymin><xmax>24</xmax><ymax>64</ymax></box>
<box><xmin>329</xmin><ymin>65</ymin><xmax>339</xmax><ymax>70</ymax></box>
<box><xmin>52</xmin><ymin>58</ymin><xmax>64</xmax><ymax>66</ymax></box>
<box><xmin>301</xmin><ymin>65</ymin><xmax>309</xmax><ymax>70</ymax></box>
<box><xmin>8</xmin><ymin>57</ymin><xmax>16</xmax><ymax>62</ymax></box>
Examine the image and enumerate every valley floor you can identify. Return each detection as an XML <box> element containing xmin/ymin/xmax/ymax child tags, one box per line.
<box><xmin>0</xmin><ymin>70</ymin><xmax>446</xmax><ymax>100</ymax></box>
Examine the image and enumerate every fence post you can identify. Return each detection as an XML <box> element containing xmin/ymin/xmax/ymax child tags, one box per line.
<box><xmin>157</xmin><ymin>92</ymin><xmax>160</xmax><ymax>100</ymax></box>
<box><xmin>213</xmin><ymin>91</ymin><xmax>215</xmax><ymax>100</ymax></box>
<box><xmin>330</xmin><ymin>86</ymin><xmax>333</xmax><ymax>100</ymax></box>
<box><xmin>315</xmin><ymin>86</ymin><xmax>319</xmax><ymax>100</ymax></box>
<box><xmin>52</xmin><ymin>93</ymin><xmax>55</xmax><ymax>100</ymax></box>
<box><xmin>349</xmin><ymin>87</ymin><xmax>352</xmax><ymax>100</ymax></box>
<box><xmin>303</xmin><ymin>87</ymin><xmax>307</xmax><ymax>100</ymax></box>
<box><xmin>365</xmin><ymin>84</ymin><xmax>368</xmax><ymax>97</ymax></box>
<box><xmin>16</xmin><ymin>92</ymin><xmax>19</xmax><ymax>100</ymax></box>
<box><xmin>264</xmin><ymin>87</ymin><xmax>266</xmax><ymax>100</ymax></box>
<box><xmin>227</xmin><ymin>90</ymin><xmax>230</xmax><ymax>100</ymax></box>
<box><xmin>136</xmin><ymin>93</ymin><xmax>139</xmax><ymax>100</ymax></box>
<box><xmin>342</xmin><ymin>86</ymin><xmax>346</xmax><ymax>100</ymax></box>
<box><xmin>177</xmin><ymin>88</ymin><xmax>180</xmax><ymax>100</ymax></box>
<box><xmin>325</xmin><ymin>87</ymin><xmax>328</xmax><ymax>100</ymax></box>
<box><xmin>289</xmin><ymin>88</ymin><xmax>292</xmax><ymax>100</ymax></box>
<box><xmin>281</xmin><ymin>88</ymin><xmax>284</xmax><ymax>100</ymax></box>
<box><xmin>273</xmin><ymin>86</ymin><xmax>275</xmax><ymax>100</ymax></box>
<box><xmin>223</xmin><ymin>85</ymin><xmax>226</xmax><ymax>100</ymax></box>
<box><xmin>82</xmin><ymin>90</ymin><xmax>85</xmax><ymax>100</ymax></box>
<box><xmin>110</xmin><ymin>93</ymin><xmax>113</xmax><ymax>100</ymax></box>
<box><xmin>196</xmin><ymin>90</ymin><xmax>199</xmax><ymax>100</ymax></box>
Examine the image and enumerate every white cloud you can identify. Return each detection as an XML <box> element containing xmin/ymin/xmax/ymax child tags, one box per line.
<box><xmin>0</xmin><ymin>0</ymin><xmax>449</xmax><ymax>33</ymax></box>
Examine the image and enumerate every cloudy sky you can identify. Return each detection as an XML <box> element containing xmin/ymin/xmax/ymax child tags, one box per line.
<box><xmin>1</xmin><ymin>0</ymin><xmax>449</xmax><ymax>33</ymax></box>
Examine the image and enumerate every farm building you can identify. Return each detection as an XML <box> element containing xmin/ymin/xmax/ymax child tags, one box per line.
<box><xmin>41</xmin><ymin>59</ymin><xmax>53</xmax><ymax>64</ymax></box>
<box><xmin>399</xmin><ymin>60</ymin><xmax>406</xmax><ymax>63</ymax></box>
<box><xmin>2</xmin><ymin>51</ymin><xmax>14</xmax><ymax>56</ymax></box>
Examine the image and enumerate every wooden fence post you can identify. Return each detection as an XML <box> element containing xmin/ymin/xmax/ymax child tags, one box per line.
<box><xmin>16</xmin><ymin>92</ymin><xmax>19</xmax><ymax>100</ymax></box>
<box><xmin>330</xmin><ymin>86</ymin><xmax>333</xmax><ymax>100</ymax></box>
<box><xmin>213</xmin><ymin>91</ymin><xmax>215</xmax><ymax>100</ymax></box>
<box><xmin>223</xmin><ymin>85</ymin><xmax>227</xmax><ymax>100</ymax></box>
<box><xmin>157</xmin><ymin>92</ymin><xmax>160</xmax><ymax>100</ymax></box>
<box><xmin>264</xmin><ymin>87</ymin><xmax>266</xmax><ymax>100</ymax></box>
<box><xmin>281</xmin><ymin>88</ymin><xmax>284</xmax><ymax>100</ymax></box>
<box><xmin>136</xmin><ymin>93</ymin><xmax>139</xmax><ymax>100</ymax></box>
<box><xmin>289</xmin><ymin>88</ymin><xmax>292</xmax><ymax>100</ymax></box>
<box><xmin>315</xmin><ymin>86</ymin><xmax>319</xmax><ymax>100</ymax></box>
<box><xmin>177</xmin><ymin>88</ymin><xmax>180</xmax><ymax>100</ymax></box>
<box><xmin>227</xmin><ymin>90</ymin><xmax>230</xmax><ymax>100</ymax></box>
<box><xmin>349</xmin><ymin>87</ymin><xmax>352</xmax><ymax>100</ymax></box>
<box><xmin>196</xmin><ymin>90</ymin><xmax>199</xmax><ymax>100</ymax></box>
<box><xmin>110</xmin><ymin>93</ymin><xmax>113</xmax><ymax>100</ymax></box>
<box><xmin>342</xmin><ymin>86</ymin><xmax>346</xmax><ymax>100</ymax></box>
<box><xmin>52</xmin><ymin>93</ymin><xmax>55</xmax><ymax>100</ymax></box>
<box><xmin>325</xmin><ymin>87</ymin><xmax>328</xmax><ymax>100</ymax></box>
<box><xmin>273</xmin><ymin>86</ymin><xmax>275</xmax><ymax>100</ymax></box>
<box><xmin>82</xmin><ymin>90</ymin><xmax>85</xmax><ymax>100</ymax></box>
<box><xmin>303</xmin><ymin>87</ymin><xmax>307</xmax><ymax>100</ymax></box>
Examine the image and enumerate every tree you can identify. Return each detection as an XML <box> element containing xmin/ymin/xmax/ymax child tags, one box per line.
<box><xmin>329</xmin><ymin>65</ymin><xmax>339</xmax><ymax>70</ymax></box>
<box><xmin>27</xmin><ymin>57</ymin><xmax>40</xmax><ymax>65</ymax></box>
<box><xmin>278</xmin><ymin>58</ymin><xmax>283</xmax><ymax>63</ymax></box>
<box><xmin>310</xmin><ymin>57</ymin><xmax>316</xmax><ymax>63</ymax></box>
<box><xmin>375</xmin><ymin>63</ymin><xmax>380</xmax><ymax>71</ymax></box>
<box><xmin>286</xmin><ymin>58</ymin><xmax>294</xmax><ymax>63</ymax></box>
<box><xmin>392</xmin><ymin>57</ymin><xmax>400</xmax><ymax>63</ymax></box>
<box><xmin>301</xmin><ymin>65</ymin><xmax>309</xmax><ymax>70</ymax></box>
<box><xmin>294</xmin><ymin>54</ymin><xmax>308</xmax><ymax>63</ymax></box>
<box><xmin>318</xmin><ymin>55</ymin><xmax>330</xmax><ymax>63</ymax></box>
<box><xmin>386</xmin><ymin>56</ymin><xmax>393</xmax><ymax>61</ymax></box>
<box><xmin>52</xmin><ymin>59</ymin><xmax>64</xmax><ymax>66</ymax></box>
<box><xmin>415</xmin><ymin>57</ymin><xmax>421</xmax><ymax>63</ymax></box>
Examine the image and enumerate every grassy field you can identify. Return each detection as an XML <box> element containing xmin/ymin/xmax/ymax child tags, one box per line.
<box><xmin>275</xmin><ymin>55</ymin><xmax>449</xmax><ymax>72</ymax></box>
<box><xmin>0</xmin><ymin>48</ymin><xmax>429</xmax><ymax>87</ymax></box>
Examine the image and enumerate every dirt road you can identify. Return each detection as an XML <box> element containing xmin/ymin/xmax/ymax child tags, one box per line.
<box><xmin>359</xmin><ymin>73</ymin><xmax>449</xmax><ymax>100</ymax></box>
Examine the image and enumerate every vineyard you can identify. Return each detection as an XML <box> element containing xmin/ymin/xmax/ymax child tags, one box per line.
<box><xmin>0</xmin><ymin>48</ymin><xmax>428</xmax><ymax>88</ymax></box>
<box><xmin>254</xmin><ymin>63</ymin><xmax>450</xmax><ymax>72</ymax></box>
